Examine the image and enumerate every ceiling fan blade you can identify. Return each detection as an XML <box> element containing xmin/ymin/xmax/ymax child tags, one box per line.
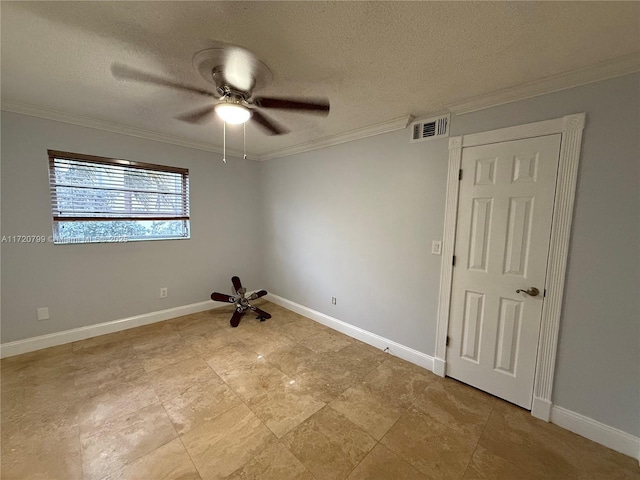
<box><xmin>211</xmin><ymin>292</ymin><xmax>234</xmax><ymax>303</ymax></box>
<box><xmin>230</xmin><ymin>309</ymin><xmax>244</xmax><ymax>328</ymax></box>
<box><xmin>223</xmin><ymin>46</ymin><xmax>258</xmax><ymax>92</ymax></box>
<box><xmin>253</xmin><ymin>96</ymin><xmax>330</xmax><ymax>115</ymax></box>
<box><xmin>251</xmin><ymin>110</ymin><xmax>288</xmax><ymax>135</ymax></box>
<box><xmin>231</xmin><ymin>276</ymin><xmax>243</xmax><ymax>293</ymax></box>
<box><xmin>111</xmin><ymin>63</ymin><xmax>218</xmax><ymax>98</ymax></box>
<box><xmin>176</xmin><ymin>105</ymin><xmax>216</xmax><ymax>124</ymax></box>
<box><xmin>250</xmin><ymin>306</ymin><xmax>272</xmax><ymax>319</ymax></box>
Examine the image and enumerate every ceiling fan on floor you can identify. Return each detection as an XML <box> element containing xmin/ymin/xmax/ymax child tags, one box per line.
<box><xmin>211</xmin><ymin>276</ymin><xmax>271</xmax><ymax>327</ymax></box>
<box><xmin>111</xmin><ymin>44</ymin><xmax>330</xmax><ymax>136</ymax></box>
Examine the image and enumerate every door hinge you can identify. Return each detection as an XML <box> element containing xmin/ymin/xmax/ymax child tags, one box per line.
<box><xmin>458</xmin><ymin>169</ymin><xmax>463</xmax><ymax>181</ymax></box>
<box><xmin>544</xmin><ymin>288</ymin><xmax>547</xmax><ymax>297</ymax></box>
<box><xmin>446</xmin><ymin>336</ymin><xmax>450</xmax><ymax>347</ymax></box>
<box><xmin>452</xmin><ymin>255</ymin><xmax>456</xmax><ymax>266</ymax></box>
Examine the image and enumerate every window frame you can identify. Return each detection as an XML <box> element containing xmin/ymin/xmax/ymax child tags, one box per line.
<box><xmin>48</xmin><ymin>150</ymin><xmax>190</xmax><ymax>244</ymax></box>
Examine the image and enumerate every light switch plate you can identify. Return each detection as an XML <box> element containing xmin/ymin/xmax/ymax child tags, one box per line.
<box><xmin>431</xmin><ymin>240</ymin><xmax>442</xmax><ymax>255</ymax></box>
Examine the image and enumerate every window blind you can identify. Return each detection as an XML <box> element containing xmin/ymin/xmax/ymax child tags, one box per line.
<box><xmin>48</xmin><ymin>150</ymin><xmax>190</xmax><ymax>222</ymax></box>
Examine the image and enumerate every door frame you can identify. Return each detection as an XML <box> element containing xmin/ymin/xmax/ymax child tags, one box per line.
<box><xmin>434</xmin><ymin>113</ymin><xmax>586</xmax><ymax>422</ymax></box>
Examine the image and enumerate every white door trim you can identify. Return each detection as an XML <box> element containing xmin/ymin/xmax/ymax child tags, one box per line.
<box><xmin>434</xmin><ymin>113</ymin><xmax>586</xmax><ymax>422</ymax></box>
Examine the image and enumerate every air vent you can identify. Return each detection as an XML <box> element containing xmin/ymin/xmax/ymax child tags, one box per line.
<box><xmin>410</xmin><ymin>114</ymin><xmax>450</xmax><ymax>143</ymax></box>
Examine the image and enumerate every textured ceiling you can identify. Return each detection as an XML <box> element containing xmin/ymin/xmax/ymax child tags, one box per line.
<box><xmin>1</xmin><ymin>1</ymin><xmax>639</xmax><ymax>158</ymax></box>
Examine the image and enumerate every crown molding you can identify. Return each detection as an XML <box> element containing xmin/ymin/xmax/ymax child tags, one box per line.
<box><xmin>1</xmin><ymin>99</ymin><xmax>410</xmax><ymax>162</ymax></box>
<box><xmin>0</xmin><ymin>100</ymin><xmax>249</xmax><ymax>159</ymax></box>
<box><xmin>258</xmin><ymin>115</ymin><xmax>413</xmax><ymax>161</ymax></box>
<box><xmin>3</xmin><ymin>53</ymin><xmax>636</xmax><ymax>161</ymax></box>
<box><xmin>447</xmin><ymin>53</ymin><xmax>640</xmax><ymax>115</ymax></box>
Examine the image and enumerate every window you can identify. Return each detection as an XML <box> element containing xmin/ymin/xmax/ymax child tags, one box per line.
<box><xmin>48</xmin><ymin>150</ymin><xmax>190</xmax><ymax>244</ymax></box>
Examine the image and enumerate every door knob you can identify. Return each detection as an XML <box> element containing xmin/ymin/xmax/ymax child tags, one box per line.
<box><xmin>516</xmin><ymin>287</ymin><xmax>540</xmax><ymax>297</ymax></box>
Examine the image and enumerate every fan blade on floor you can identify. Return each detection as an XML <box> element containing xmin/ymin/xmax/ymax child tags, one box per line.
<box><xmin>250</xmin><ymin>306</ymin><xmax>272</xmax><ymax>319</ymax></box>
<box><xmin>176</xmin><ymin>105</ymin><xmax>217</xmax><ymax>124</ymax></box>
<box><xmin>247</xmin><ymin>289</ymin><xmax>268</xmax><ymax>301</ymax></box>
<box><xmin>111</xmin><ymin>63</ymin><xmax>218</xmax><ymax>98</ymax></box>
<box><xmin>231</xmin><ymin>276</ymin><xmax>243</xmax><ymax>293</ymax></box>
<box><xmin>251</xmin><ymin>110</ymin><xmax>288</xmax><ymax>135</ymax></box>
<box><xmin>230</xmin><ymin>309</ymin><xmax>244</xmax><ymax>328</ymax></box>
<box><xmin>211</xmin><ymin>292</ymin><xmax>234</xmax><ymax>303</ymax></box>
<box><xmin>253</xmin><ymin>96</ymin><xmax>329</xmax><ymax>115</ymax></box>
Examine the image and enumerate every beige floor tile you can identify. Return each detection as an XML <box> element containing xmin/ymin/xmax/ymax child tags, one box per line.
<box><xmin>181</xmin><ymin>329</ymin><xmax>239</xmax><ymax>356</ymax></box>
<box><xmin>276</xmin><ymin>317</ymin><xmax>332</xmax><ymax>343</ymax></box>
<box><xmin>104</xmin><ymin>438</ymin><xmax>200</xmax><ymax>480</ymax></box>
<box><xmin>72</xmin><ymin>329</ymin><xmax>133</xmax><ymax>351</ymax></box>
<box><xmin>162</xmin><ymin>374</ymin><xmax>239</xmax><ymax>435</ymax></box>
<box><xmin>205</xmin><ymin>342</ymin><xmax>266</xmax><ymax>375</ymax></box>
<box><xmin>2</xmin><ymin>386</ymin><xmax>79</xmax><ymax>446</ymax></box>
<box><xmin>412</xmin><ymin>379</ymin><xmax>495</xmax><ymax>447</ymax></box>
<box><xmin>181</xmin><ymin>403</ymin><xmax>275</xmax><ymax>480</ymax></box>
<box><xmin>78</xmin><ymin>381</ymin><xmax>160</xmax><ymax>431</ymax></box>
<box><xmin>80</xmin><ymin>403</ymin><xmax>177</xmax><ymax>480</ymax></box>
<box><xmin>226</xmin><ymin>441</ymin><xmax>314</xmax><ymax>480</ymax></box>
<box><xmin>134</xmin><ymin>335</ymin><xmax>198</xmax><ymax>373</ymax></box>
<box><xmin>325</xmin><ymin>341</ymin><xmax>387</xmax><ymax>377</ymax></box>
<box><xmin>241</xmin><ymin>328</ymin><xmax>298</xmax><ymax>356</ymax></box>
<box><xmin>289</xmin><ymin>351</ymin><xmax>366</xmax><ymax>403</ymax></box>
<box><xmin>297</xmin><ymin>327</ymin><xmax>354</xmax><ymax>353</ymax></box>
<box><xmin>1</xmin><ymin>370</ymin><xmax>79</xmax><ymax>423</ymax></box>
<box><xmin>126</xmin><ymin>321</ymin><xmax>179</xmax><ymax>343</ymax></box>
<box><xmin>480</xmin><ymin>401</ymin><xmax>640</xmax><ymax>480</ymax></box>
<box><xmin>347</xmin><ymin>443</ymin><xmax>428</xmax><ymax>480</ymax></box>
<box><xmin>264</xmin><ymin>343</ymin><xmax>319</xmax><ymax>377</ymax></box>
<box><xmin>362</xmin><ymin>357</ymin><xmax>439</xmax><ymax>409</ymax></box>
<box><xmin>462</xmin><ymin>444</ymin><xmax>546</xmax><ymax>480</ymax></box>
<box><xmin>281</xmin><ymin>406</ymin><xmax>377</xmax><ymax>480</ymax></box>
<box><xmin>1</xmin><ymin>345</ymin><xmax>76</xmax><ymax>386</ymax></box>
<box><xmin>147</xmin><ymin>356</ymin><xmax>220</xmax><ymax>402</ymax></box>
<box><xmin>1</xmin><ymin>420</ymin><xmax>82</xmax><ymax>480</ymax></box>
<box><xmin>329</xmin><ymin>382</ymin><xmax>405</xmax><ymax>440</ymax></box>
<box><xmin>74</xmin><ymin>361</ymin><xmax>149</xmax><ymax>399</ymax></box>
<box><xmin>247</xmin><ymin>377</ymin><xmax>326</xmax><ymax>438</ymax></box>
<box><xmin>173</xmin><ymin>313</ymin><xmax>227</xmax><ymax>338</ymax></box>
<box><xmin>72</xmin><ymin>339</ymin><xmax>138</xmax><ymax>367</ymax></box>
<box><xmin>380</xmin><ymin>407</ymin><xmax>476</xmax><ymax>480</ymax></box>
<box><xmin>2</xmin><ymin>305</ymin><xmax>638</xmax><ymax>480</ymax></box>
<box><xmin>218</xmin><ymin>361</ymin><xmax>289</xmax><ymax>401</ymax></box>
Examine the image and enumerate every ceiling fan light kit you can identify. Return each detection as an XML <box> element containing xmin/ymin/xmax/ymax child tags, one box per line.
<box><xmin>111</xmin><ymin>43</ymin><xmax>330</xmax><ymax>162</ymax></box>
<box><xmin>215</xmin><ymin>103</ymin><xmax>251</xmax><ymax>124</ymax></box>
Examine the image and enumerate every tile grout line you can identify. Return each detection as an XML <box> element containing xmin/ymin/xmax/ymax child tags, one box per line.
<box><xmin>459</xmin><ymin>398</ymin><xmax>499</xmax><ymax>479</ymax></box>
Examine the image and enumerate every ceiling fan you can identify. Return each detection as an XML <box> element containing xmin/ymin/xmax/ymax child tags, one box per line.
<box><xmin>211</xmin><ymin>276</ymin><xmax>271</xmax><ymax>327</ymax></box>
<box><xmin>111</xmin><ymin>44</ymin><xmax>330</xmax><ymax>135</ymax></box>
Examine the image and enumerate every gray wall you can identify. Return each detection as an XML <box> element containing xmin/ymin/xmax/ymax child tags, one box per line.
<box><xmin>2</xmin><ymin>73</ymin><xmax>638</xmax><ymax>438</ymax></box>
<box><xmin>260</xmin><ymin>73</ymin><xmax>640</xmax><ymax>436</ymax></box>
<box><xmin>1</xmin><ymin>112</ymin><xmax>263</xmax><ymax>342</ymax></box>
<box><xmin>258</xmin><ymin>131</ymin><xmax>449</xmax><ymax>354</ymax></box>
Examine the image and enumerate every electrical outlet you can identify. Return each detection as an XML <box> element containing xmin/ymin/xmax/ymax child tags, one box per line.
<box><xmin>331</xmin><ymin>297</ymin><xmax>337</xmax><ymax>305</ymax></box>
<box><xmin>37</xmin><ymin>307</ymin><xmax>49</xmax><ymax>321</ymax></box>
<box><xmin>431</xmin><ymin>240</ymin><xmax>442</xmax><ymax>255</ymax></box>
<box><xmin>160</xmin><ymin>288</ymin><xmax>168</xmax><ymax>298</ymax></box>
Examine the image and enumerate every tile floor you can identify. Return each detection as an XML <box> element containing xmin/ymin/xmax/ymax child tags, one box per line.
<box><xmin>1</xmin><ymin>301</ymin><xmax>638</xmax><ymax>479</ymax></box>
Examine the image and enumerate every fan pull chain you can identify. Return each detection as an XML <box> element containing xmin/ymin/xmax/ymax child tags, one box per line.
<box><xmin>222</xmin><ymin>121</ymin><xmax>227</xmax><ymax>164</ymax></box>
<box><xmin>243</xmin><ymin>123</ymin><xmax>247</xmax><ymax>160</ymax></box>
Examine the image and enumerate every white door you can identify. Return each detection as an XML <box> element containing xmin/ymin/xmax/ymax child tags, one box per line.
<box><xmin>447</xmin><ymin>134</ymin><xmax>561</xmax><ymax>409</ymax></box>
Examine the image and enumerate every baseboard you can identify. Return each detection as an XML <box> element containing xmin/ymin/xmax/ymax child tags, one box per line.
<box><xmin>266</xmin><ymin>293</ymin><xmax>434</xmax><ymax>372</ymax></box>
<box><xmin>550</xmin><ymin>406</ymin><xmax>640</xmax><ymax>462</ymax></box>
<box><xmin>531</xmin><ymin>396</ymin><xmax>553</xmax><ymax>421</ymax></box>
<box><xmin>432</xmin><ymin>357</ymin><xmax>446</xmax><ymax>377</ymax></box>
<box><xmin>0</xmin><ymin>300</ymin><xmax>218</xmax><ymax>358</ymax></box>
